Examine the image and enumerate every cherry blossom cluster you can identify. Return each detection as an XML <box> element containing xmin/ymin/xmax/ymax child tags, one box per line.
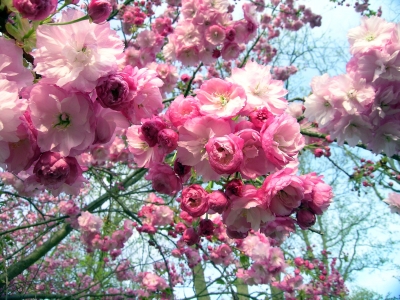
<box><xmin>304</xmin><ymin>16</ymin><xmax>400</xmax><ymax>157</ymax></box>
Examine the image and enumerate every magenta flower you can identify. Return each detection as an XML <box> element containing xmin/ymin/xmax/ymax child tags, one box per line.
<box><xmin>145</xmin><ymin>163</ymin><xmax>182</xmax><ymax>196</ymax></box>
<box><xmin>180</xmin><ymin>185</ymin><xmax>209</xmax><ymax>218</ymax></box>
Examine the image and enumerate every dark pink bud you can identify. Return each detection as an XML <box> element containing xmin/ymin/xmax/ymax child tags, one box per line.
<box><xmin>207</xmin><ymin>191</ymin><xmax>228</xmax><ymax>214</ymax></box>
<box><xmin>199</xmin><ymin>219</ymin><xmax>214</xmax><ymax>236</ymax></box>
<box><xmin>294</xmin><ymin>257</ymin><xmax>304</xmax><ymax>266</ymax></box>
<box><xmin>212</xmin><ymin>49</ymin><xmax>221</xmax><ymax>59</ymax></box>
<box><xmin>96</xmin><ymin>72</ymin><xmax>135</xmax><ymax>110</ymax></box>
<box><xmin>183</xmin><ymin>228</ymin><xmax>200</xmax><ymax>246</ymax></box>
<box><xmin>181</xmin><ymin>74</ymin><xmax>190</xmax><ymax>82</ymax></box>
<box><xmin>88</xmin><ymin>0</ymin><xmax>113</xmax><ymax>24</ymax></box>
<box><xmin>226</xmin><ymin>227</ymin><xmax>248</xmax><ymax>239</ymax></box>
<box><xmin>175</xmin><ymin>222</ymin><xmax>187</xmax><ymax>233</ymax></box>
<box><xmin>174</xmin><ymin>159</ymin><xmax>191</xmax><ymax>178</ymax></box>
<box><xmin>33</xmin><ymin>152</ymin><xmax>82</xmax><ymax>189</ymax></box>
<box><xmin>158</xmin><ymin>129</ymin><xmax>178</xmax><ymax>153</ymax></box>
<box><xmin>314</xmin><ymin>148</ymin><xmax>323</xmax><ymax>158</ymax></box>
<box><xmin>296</xmin><ymin>210</ymin><xmax>316</xmax><ymax>229</ymax></box>
<box><xmin>225</xmin><ymin>179</ymin><xmax>244</xmax><ymax>197</ymax></box>
<box><xmin>141</xmin><ymin>117</ymin><xmax>167</xmax><ymax>147</ymax></box>
<box><xmin>13</xmin><ymin>0</ymin><xmax>57</xmax><ymax>20</ymax></box>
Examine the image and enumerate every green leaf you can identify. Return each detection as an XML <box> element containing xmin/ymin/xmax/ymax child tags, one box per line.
<box><xmin>5</xmin><ymin>23</ymin><xmax>22</xmax><ymax>40</ymax></box>
<box><xmin>215</xmin><ymin>278</ymin><xmax>225</xmax><ymax>284</ymax></box>
<box><xmin>240</xmin><ymin>255</ymin><xmax>250</xmax><ymax>269</ymax></box>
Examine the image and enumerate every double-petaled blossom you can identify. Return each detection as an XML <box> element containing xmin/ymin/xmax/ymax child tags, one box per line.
<box><xmin>0</xmin><ymin>37</ymin><xmax>33</xmax><ymax>88</ymax></box>
<box><xmin>229</xmin><ymin>61</ymin><xmax>288</xmax><ymax>115</ymax></box>
<box><xmin>34</xmin><ymin>9</ymin><xmax>124</xmax><ymax>92</ymax></box>
<box><xmin>205</xmin><ymin>134</ymin><xmax>244</xmax><ymax>175</ymax></box>
<box><xmin>145</xmin><ymin>163</ymin><xmax>182</xmax><ymax>195</ymax></box>
<box><xmin>261</xmin><ymin>113</ymin><xmax>305</xmax><ymax>169</ymax></box>
<box><xmin>28</xmin><ymin>84</ymin><xmax>96</xmax><ymax>157</ymax></box>
<box><xmin>260</xmin><ymin>168</ymin><xmax>304</xmax><ymax>217</ymax></box>
<box><xmin>180</xmin><ymin>184</ymin><xmax>209</xmax><ymax>218</ymax></box>
<box><xmin>195</xmin><ymin>78</ymin><xmax>247</xmax><ymax>118</ymax></box>
<box><xmin>223</xmin><ymin>185</ymin><xmax>274</xmax><ymax>235</ymax></box>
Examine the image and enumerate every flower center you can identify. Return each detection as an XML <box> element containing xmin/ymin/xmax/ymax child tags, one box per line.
<box><xmin>54</xmin><ymin>113</ymin><xmax>71</xmax><ymax>129</ymax></box>
<box><xmin>365</xmin><ymin>33</ymin><xmax>375</xmax><ymax>42</ymax></box>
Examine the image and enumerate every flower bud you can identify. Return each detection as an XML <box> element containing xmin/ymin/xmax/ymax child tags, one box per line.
<box><xmin>13</xmin><ymin>0</ymin><xmax>57</xmax><ymax>20</ymax></box>
<box><xmin>207</xmin><ymin>191</ymin><xmax>228</xmax><ymax>214</ymax></box>
<box><xmin>158</xmin><ymin>128</ymin><xmax>178</xmax><ymax>153</ymax></box>
<box><xmin>141</xmin><ymin>117</ymin><xmax>166</xmax><ymax>147</ymax></box>
<box><xmin>96</xmin><ymin>73</ymin><xmax>133</xmax><ymax>110</ymax></box>
<box><xmin>225</xmin><ymin>179</ymin><xmax>244</xmax><ymax>197</ymax></box>
<box><xmin>88</xmin><ymin>0</ymin><xmax>113</xmax><ymax>24</ymax></box>
<box><xmin>33</xmin><ymin>152</ymin><xmax>82</xmax><ymax>189</ymax></box>
<box><xmin>183</xmin><ymin>228</ymin><xmax>200</xmax><ymax>246</ymax></box>
<box><xmin>199</xmin><ymin>219</ymin><xmax>214</xmax><ymax>236</ymax></box>
<box><xmin>296</xmin><ymin>210</ymin><xmax>316</xmax><ymax>229</ymax></box>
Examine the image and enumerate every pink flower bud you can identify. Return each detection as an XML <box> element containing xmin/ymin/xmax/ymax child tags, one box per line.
<box><xmin>181</xmin><ymin>74</ymin><xmax>190</xmax><ymax>82</ymax></box>
<box><xmin>225</xmin><ymin>179</ymin><xmax>244</xmax><ymax>197</ymax></box>
<box><xmin>183</xmin><ymin>228</ymin><xmax>200</xmax><ymax>246</ymax></box>
<box><xmin>13</xmin><ymin>0</ymin><xmax>57</xmax><ymax>20</ymax></box>
<box><xmin>294</xmin><ymin>257</ymin><xmax>304</xmax><ymax>266</ymax></box>
<box><xmin>174</xmin><ymin>159</ymin><xmax>191</xmax><ymax>179</ymax></box>
<box><xmin>141</xmin><ymin>117</ymin><xmax>167</xmax><ymax>147</ymax></box>
<box><xmin>180</xmin><ymin>185</ymin><xmax>209</xmax><ymax>218</ymax></box>
<box><xmin>88</xmin><ymin>0</ymin><xmax>113</xmax><ymax>24</ymax></box>
<box><xmin>207</xmin><ymin>191</ymin><xmax>228</xmax><ymax>214</ymax></box>
<box><xmin>199</xmin><ymin>219</ymin><xmax>214</xmax><ymax>236</ymax></box>
<box><xmin>158</xmin><ymin>129</ymin><xmax>178</xmax><ymax>153</ymax></box>
<box><xmin>314</xmin><ymin>148</ymin><xmax>324</xmax><ymax>158</ymax></box>
<box><xmin>33</xmin><ymin>152</ymin><xmax>82</xmax><ymax>189</ymax></box>
<box><xmin>296</xmin><ymin>210</ymin><xmax>316</xmax><ymax>229</ymax></box>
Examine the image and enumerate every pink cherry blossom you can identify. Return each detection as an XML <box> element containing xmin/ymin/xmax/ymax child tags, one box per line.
<box><xmin>125</xmin><ymin>125</ymin><xmax>164</xmax><ymax>168</ymax></box>
<box><xmin>195</xmin><ymin>78</ymin><xmax>247</xmax><ymax>119</ymax></box>
<box><xmin>78</xmin><ymin>211</ymin><xmax>103</xmax><ymax>233</ymax></box>
<box><xmin>0</xmin><ymin>37</ymin><xmax>33</xmax><ymax>88</ymax></box>
<box><xmin>260</xmin><ymin>168</ymin><xmax>304</xmax><ymax>217</ymax></box>
<box><xmin>348</xmin><ymin>16</ymin><xmax>394</xmax><ymax>55</ymax></box>
<box><xmin>29</xmin><ymin>84</ymin><xmax>96</xmax><ymax>156</ymax></box>
<box><xmin>223</xmin><ymin>185</ymin><xmax>273</xmax><ymax>234</ymax></box>
<box><xmin>34</xmin><ymin>9</ymin><xmax>124</xmax><ymax>92</ymax></box>
<box><xmin>166</xmin><ymin>95</ymin><xmax>201</xmax><ymax>128</ymax></box>
<box><xmin>180</xmin><ymin>184</ymin><xmax>209</xmax><ymax>218</ymax></box>
<box><xmin>383</xmin><ymin>192</ymin><xmax>400</xmax><ymax>214</ymax></box>
<box><xmin>228</xmin><ymin>61</ymin><xmax>288</xmax><ymax>115</ymax></box>
<box><xmin>261</xmin><ymin>113</ymin><xmax>305</xmax><ymax>169</ymax></box>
